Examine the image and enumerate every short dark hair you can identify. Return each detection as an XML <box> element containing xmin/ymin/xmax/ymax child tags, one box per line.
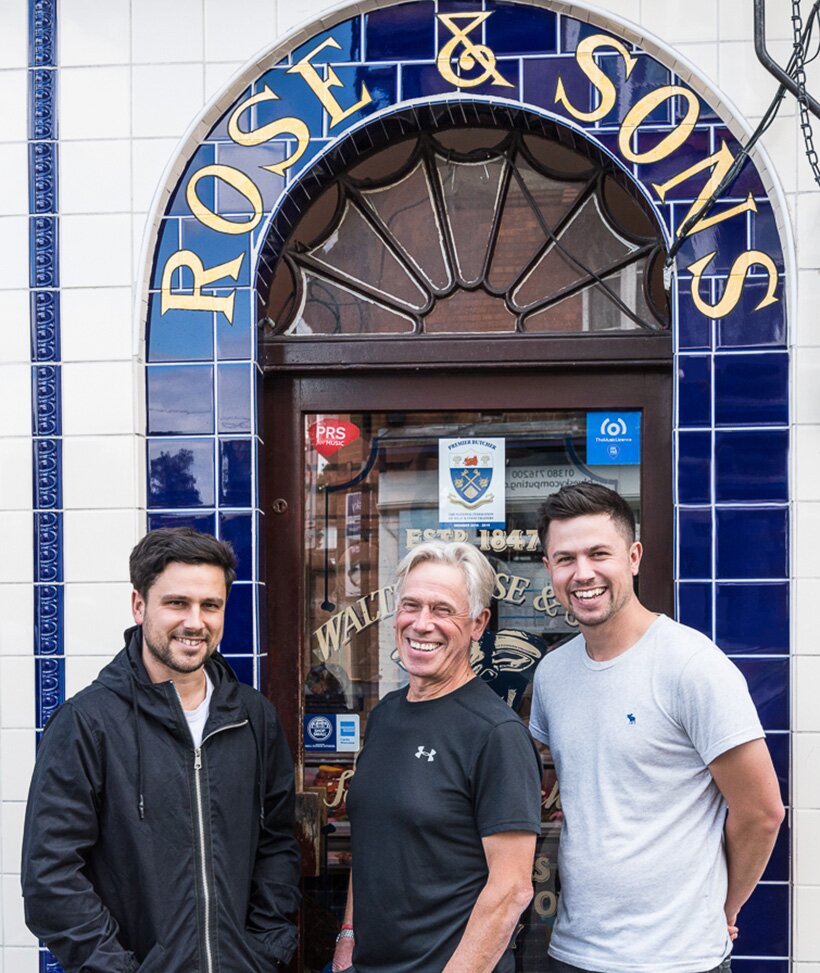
<box><xmin>537</xmin><ymin>483</ymin><xmax>636</xmax><ymax>552</ymax></box>
<box><xmin>129</xmin><ymin>528</ymin><xmax>237</xmax><ymax>597</ymax></box>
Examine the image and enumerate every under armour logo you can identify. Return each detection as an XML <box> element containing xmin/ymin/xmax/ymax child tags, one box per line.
<box><xmin>415</xmin><ymin>745</ymin><xmax>437</xmax><ymax>762</ymax></box>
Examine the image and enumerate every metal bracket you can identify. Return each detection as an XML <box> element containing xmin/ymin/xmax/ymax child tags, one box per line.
<box><xmin>754</xmin><ymin>0</ymin><xmax>820</xmax><ymax>119</ymax></box>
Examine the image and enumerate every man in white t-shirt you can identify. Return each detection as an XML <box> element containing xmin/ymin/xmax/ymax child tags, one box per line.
<box><xmin>529</xmin><ymin>483</ymin><xmax>784</xmax><ymax>973</ymax></box>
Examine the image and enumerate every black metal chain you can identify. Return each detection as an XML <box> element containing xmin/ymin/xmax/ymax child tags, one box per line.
<box><xmin>793</xmin><ymin>0</ymin><xmax>820</xmax><ymax>183</ymax></box>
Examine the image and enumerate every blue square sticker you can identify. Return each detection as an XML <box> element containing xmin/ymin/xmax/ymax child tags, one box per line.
<box><xmin>304</xmin><ymin>714</ymin><xmax>337</xmax><ymax>752</ymax></box>
<box><xmin>586</xmin><ymin>412</ymin><xmax>641</xmax><ymax>465</ymax></box>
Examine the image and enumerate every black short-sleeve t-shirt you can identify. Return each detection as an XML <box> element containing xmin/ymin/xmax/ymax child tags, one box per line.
<box><xmin>346</xmin><ymin>677</ymin><xmax>542</xmax><ymax>973</ymax></box>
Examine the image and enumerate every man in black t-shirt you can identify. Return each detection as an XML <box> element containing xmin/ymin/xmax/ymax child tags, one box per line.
<box><xmin>332</xmin><ymin>541</ymin><xmax>543</xmax><ymax>973</ymax></box>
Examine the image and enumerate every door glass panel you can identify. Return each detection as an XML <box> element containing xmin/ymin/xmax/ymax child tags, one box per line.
<box><xmin>301</xmin><ymin>408</ymin><xmax>642</xmax><ymax>971</ymax></box>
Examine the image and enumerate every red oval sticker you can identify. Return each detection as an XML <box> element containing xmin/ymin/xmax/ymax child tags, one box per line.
<box><xmin>308</xmin><ymin>418</ymin><xmax>361</xmax><ymax>458</ymax></box>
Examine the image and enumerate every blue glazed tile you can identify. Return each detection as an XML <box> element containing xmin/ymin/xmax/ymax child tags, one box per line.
<box><xmin>678</xmin><ymin>431</ymin><xmax>711</xmax><ymax>504</ymax></box>
<box><xmin>677</xmin><ymin>582</ymin><xmax>712</xmax><ymax>638</ymax></box>
<box><xmin>324</xmin><ymin>65</ymin><xmax>397</xmax><ymax>131</ymax></box>
<box><xmin>148</xmin><ymin>511</ymin><xmax>216</xmax><ymax>534</ymax></box>
<box><xmin>735</xmin><ymin>658</ymin><xmax>789</xmax><ymax>730</ymax></box>
<box><xmin>147</xmin><ymin>438</ymin><xmax>215</xmax><ymax>508</ymax></box>
<box><xmin>219</xmin><ymin>439</ymin><xmax>253</xmax><ymax>507</ymax></box>
<box><xmin>715</xmin><ymin>430</ymin><xmax>788</xmax><ymax>502</ymax></box>
<box><xmin>730</xmin><ymin>882</ymin><xmax>789</xmax><ymax>955</ymax></box>
<box><xmin>522</xmin><ymin>56</ymin><xmax>584</xmax><ymax>119</ymax></box>
<box><xmin>750</xmin><ymin>202</ymin><xmax>786</xmax><ymax>274</ymax></box>
<box><xmin>34</xmin><ymin>584</ymin><xmax>63</xmax><ymax>655</ymax></box>
<box><xmin>714</xmin><ymin>354</ymin><xmax>788</xmax><ymax>427</ymax></box>
<box><xmin>716</xmin><ymin>507</ymin><xmax>788</xmax><ymax>580</ymax></box>
<box><xmin>678</xmin><ymin>356</ymin><xmax>711</xmax><ymax>428</ymax></box>
<box><xmin>485</xmin><ymin>2</ymin><xmax>557</xmax><ymax>55</ymax></box>
<box><xmin>716</xmin><ymin>583</ymin><xmax>789</xmax><ymax>654</ymax></box>
<box><xmin>146</xmin><ymin>294</ymin><xmax>214</xmax><ymax>363</ymax></box>
<box><xmin>214</xmin><ymin>143</ymin><xmax>286</xmax><ymax>213</ymax></box>
<box><xmin>222</xmin><ymin>582</ymin><xmax>254</xmax><ymax>654</ymax></box>
<box><xmin>710</xmin><ymin>132</ymin><xmax>764</xmax><ymax>198</ymax></box>
<box><xmin>36</xmin><ymin>657</ymin><xmax>64</xmax><ymax>730</ymax></box>
<box><xmin>205</xmin><ymin>86</ymin><xmax>251</xmax><ymax>142</ymax></box>
<box><xmin>766</xmin><ymin>732</ymin><xmax>790</xmax><ymax>806</ymax></box>
<box><xmin>560</xmin><ymin>18</ymin><xmax>630</xmax><ymax>52</ymax></box>
<box><xmin>34</xmin><ymin>511</ymin><xmax>62</xmax><ymax>584</ymax></box>
<box><xmin>149</xmin><ymin>219</ymin><xmax>182</xmax><ymax>290</ymax></box>
<box><xmin>224</xmin><ymin>654</ymin><xmax>256</xmax><ymax>687</ymax></box>
<box><xmin>678</xmin><ymin>508</ymin><xmax>712</xmax><ymax>579</ymax></box>
<box><xmin>605</xmin><ymin>56</ymin><xmax>672</xmax><ymax>127</ymax></box>
<box><xmin>761</xmin><ymin>816</ymin><xmax>789</xmax><ymax>882</ymax></box>
<box><xmin>219</xmin><ymin>511</ymin><xmax>253</xmax><ymax>582</ymax></box>
<box><xmin>365</xmin><ymin>2</ymin><xmax>435</xmax><ymax>61</ymax></box>
<box><xmin>41</xmin><ymin>949</ymin><xmax>65</xmax><ymax>973</ymax></box>
<box><xmin>640</xmin><ymin>129</ymin><xmax>710</xmax><ymax>201</ymax></box>
<box><xmin>167</xmin><ymin>144</ymin><xmax>216</xmax><ymax>216</ymax></box>
<box><xmin>251</xmin><ymin>69</ymin><xmax>325</xmax><ymax>139</ymax></box>
<box><xmin>147</xmin><ymin>364</ymin><xmax>214</xmax><ymax>435</ymax></box>
<box><xmin>216</xmin><ymin>289</ymin><xmax>252</xmax><ymax>360</ymax></box>
<box><xmin>731</xmin><ymin>962</ymin><xmax>788</xmax><ymax>973</ymax></box>
<box><xmin>218</xmin><ymin>363</ymin><xmax>252</xmax><ymax>434</ymax></box>
<box><xmin>29</xmin><ymin>214</ymin><xmax>59</xmax><ymax>289</ymax></box>
<box><xmin>179</xmin><ymin>219</ymin><xmax>251</xmax><ymax>287</ymax></box>
<box><xmin>717</xmin><ymin>283</ymin><xmax>786</xmax><ymax>349</ymax></box>
<box><xmin>402</xmin><ymin>58</ymin><xmax>520</xmax><ymax>99</ymax></box>
<box><xmin>291</xmin><ymin>18</ymin><xmax>362</xmax><ymax>64</ymax></box>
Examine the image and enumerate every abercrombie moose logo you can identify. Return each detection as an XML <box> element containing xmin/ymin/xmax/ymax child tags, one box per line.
<box><xmin>449</xmin><ymin>451</ymin><xmax>493</xmax><ymax>509</ymax></box>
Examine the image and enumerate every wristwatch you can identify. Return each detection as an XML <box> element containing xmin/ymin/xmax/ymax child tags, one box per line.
<box><xmin>335</xmin><ymin>927</ymin><xmax>355</xmax><ymax>943</ymax></box>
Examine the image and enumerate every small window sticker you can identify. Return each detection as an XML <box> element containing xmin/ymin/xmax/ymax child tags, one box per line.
<box><xmin>586</xmin><ymin>412</ymin><xmax>641</xmax><ymax>465</ymax></box>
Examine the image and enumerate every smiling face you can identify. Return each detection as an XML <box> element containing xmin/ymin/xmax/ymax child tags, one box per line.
<box><xmin>132</xmin><ymin>561</ymin><xmax>227</xmax><ymax>683</ymax></box>
<box><xmin>543</xmin><ymin>513</ymin><xmax>642</xmax><ymax>631</ymax></box>
<box><xmin>395</xmin><ymin>560</ymin><xmax>490</xmax><ymax>700</ymax></box>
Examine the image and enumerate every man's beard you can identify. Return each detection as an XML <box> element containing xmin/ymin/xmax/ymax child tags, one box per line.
<box><xmin>142</xmin><ymin>623</ymin><xmax>213</xmax><ymax>674</ymax></box>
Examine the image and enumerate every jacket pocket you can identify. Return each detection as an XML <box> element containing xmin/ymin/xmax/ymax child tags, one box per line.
<box><xmin>137</xmin><ymin>942</ymin><xmax>166</xmax><ymax>972</ymax></box>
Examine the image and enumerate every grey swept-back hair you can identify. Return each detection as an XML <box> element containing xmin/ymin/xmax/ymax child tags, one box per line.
<box><xmin>395</xmin><ymin>541</ymin><xmax>495</xmax><ymax>620</ymax></box>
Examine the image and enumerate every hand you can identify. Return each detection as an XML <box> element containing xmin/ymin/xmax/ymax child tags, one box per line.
<box><xmin>726</xmin><ymin>910</ymin><xmax>739</xmax><ymax>942</ymax></box>
<box><xmin>332</xmin><ymin>935</ymin><xmax>354</xmax><ymax>972</ymax></box>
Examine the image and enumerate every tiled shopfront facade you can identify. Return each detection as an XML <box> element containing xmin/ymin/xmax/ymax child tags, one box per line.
<box><xmin>1</xmin><ymin>0</ymin><xmax>819</xmax><ymax>969</ymax></box>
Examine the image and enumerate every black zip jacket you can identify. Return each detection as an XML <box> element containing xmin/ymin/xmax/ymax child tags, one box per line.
<box><xmin>22</xmin><ymin>627</ymin><xmax>300</xmax><ymax>973</ymax></box>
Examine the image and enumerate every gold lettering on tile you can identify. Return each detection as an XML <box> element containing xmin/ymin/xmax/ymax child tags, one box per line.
<box><xmin>160</xmin><ymin>250</ymin><xmax>244</xmax><ymax>322</ymax></box>
<box><xmin>618</xmin><ymin>85</ymin><xmax>700</xmax><ymax>163</ymax></box>
<box><xmin>652</xmin><ymin>140</ymin><xmax>757</xmax><ymax>236</ymax></box>
<box><xmin>186</xmin><ymin>164</ymin><xmax>263</xmax><ymax>234</ymax></box>
<box><xmin>227</xmin><ymin>85</ymin><xmax>311</xmax><ymax>175</ymax></box>
<box><xmin>687</xmin><ymin>250</ymin><xmax>779</xmax><ymax>318</ymax></box>
<box><xmin>554</xmin><ymin>34</ymin><xmax>636</xmax><ymax>122</ymax></box>
<box><xmin>436</xmin><ymin>12</ymin><xmax>514</xmax><ymax>89</ymax></box>
<box><xmin>288</xmin><ymin>37</ymin><xmax>372</xmax><ymax>128</ymax></box>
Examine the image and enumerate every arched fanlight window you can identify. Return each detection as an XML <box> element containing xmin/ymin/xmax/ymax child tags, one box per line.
<box><xmin>261</xmin><ymin>110</ymin><xmax>669</xmax><ymax>339</ymax></box>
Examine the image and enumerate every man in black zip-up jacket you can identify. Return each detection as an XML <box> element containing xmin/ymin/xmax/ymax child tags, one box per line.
<box><xmin>21</xmin><ymin>528</ymin><xmax>300</xmax><ymax>973</ymax></box>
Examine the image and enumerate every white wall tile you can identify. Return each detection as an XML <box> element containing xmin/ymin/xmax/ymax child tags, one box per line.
<box><xmin>797</xmin><ymin>270</ymin><xmax>820</xmax><ymax>346</ymax></box>
<box><xmin>276</xmin><ymin>0</ymin><xmax>338</xmax><ymax>37</ymax></box>
<box><xmin>62</xmin><ymin>361</ymin><xmax>135</xmax><ymax>435</ymax></box>
<box><xmin>60</xmin><ymin>141</ymin><xmax>133</xmax><ymax>214</ymax></box>
<box><xmin>0</xmin><ymin>585</ymin><xmax>33</xmax><ymax>657</ymax></box>
<box><xmin>132</xmin><ymin>64</ymin><xmax>205</xmax><ymax>139</ymax></box>
<box><xmin>718</xmin><ymin>0</ymin><xmax>793</xmax><ymax>42</ymax></box>
<box><xmin>0</xmin><ymin>438</ymin><xmax>33</xmax><ymax>511</ymax></box>
<box><xmin>795</xmin><ymin>886</ymin><xmax>820</xmax><ymax>960</ymax></box>
<box><xmin>717</xmin><ymin>40</ymin><xmax>792</xmax><ymax>121</ymax></box>
<box><xmin>131</xmin><ymin>138</ymin><xmax>178</xmax><ymax>214</ymax></box>
<box><xmin>62</xmin><ymin>436</ymin><xmax>137</xmax><ymax>509</ymax></box>
<box><xmin>0</xmin><ymin>365</ymin><xmax>31</xmax><ymax>437</ymax></box>
<box><xmin>2</xmin><ymin>948</ymin><xmax>39</xmax><ymax>973</ymax></box>
<box><xmin>0</xmin><ymin>291</ymin><xmax>31</xmax><ymax>365</ymax></box>
<box><xmin>0</xmin><ymin>143</ymin><xmax>29</xmax><ymax>217</ymax></box>
<box><xmin>0</xmin><ymin>729</ymin><xmax>34</xmax><ymax>802</ymax></box>
<box><xmin>796</xmin><ymin>349</ymin><xmax>820</xmax><ymax>424</ymax></box>
<box><xmin>61</xmin><ymin>287</ymin><xmax>134</xmax><ymax>362</ymax></box>
<box><xmin>1</xmin><ymin>800</ymin><xmax>25</xmax><ymax>874</ymax></box>
<box><xmin>61</xmin><ymin>0</ymin><xmax>131</xmax><ymax>66</ymax></box>
<box><xmin>60</xmin><ymin>67</ymin><xmax>131</xmax><ymax>141</ymax></box>
<box><xmin>0</xmin><ymin>70</ymin><xmax>27</xmax><ymax>143</ymax></box>
<box><xmin>132</xmin><ymin>0</ymin><xmax>204</xmax><ymax>64</ymax></box>
<box><xmin>65</xmin><ymin>655</ymin><xmax>107</xmax><ymax>699</ymax></box>
<box><xmin>759</xmin><ymin>115</ymin><xmax>798</xmax><ymax>196</ymax></box>
<box><xmin>795</xmin><ymin>809</ymin><xmax>820</xmax><ymax>884</ymax></box>
<box><xmin>0</xmin><ymin>658</ymin><xmax>34</xmax><ymax>730</ymax></box>
<box><xmin>794</xmin><ymin>965</ymin><xmax>820</xmax><ymax>972</ymax></box>
<box><xmin>0</xmin><ymin>514</ymin><xmax>33</xmax><ymax>585</ymax></box>
<box><xmin>65</xmin><ymin>582</ymin><xmax>133</xmax><ymax>656</ymax></box>
<box><xmin>205</xmin><ymin>0</ymin><xmax>276</xmax><ymax>62</ymax></box>
<box><xmin>61</xmin><ymin>214</ymin><xmax>132</xmax><ymax>287</ymax></box>
<box><xmin>63</xmin><ymin>510</ymin><xmax>138</xmax><ymax>583</ymax></box>
<box><xmin>205</xmin><ymin>62</ymin><xmax>245</xmax><ymax>104</ymax></box>
<box><xmin>795</xmin><ymin>734</ymin><xmax>820</xmax><ymax>808</ymax></box>
<box><xmin>0</xmin><ymin>216</ymin><xmax>30</xmax><ymax>291</ymax></box>
<box><xmin>640</xmin><ymin>2</ymin><xmax>719</xmax><ymax>45</ymax></box>
<box><xmin>795</xmin><ymin>426</ymin><xmax>820</xmax><ymax>502</ymax></box>
<box><xmin>2</xmin><ymin>874</ymin><xmax>36</xmax><ymax>946</ymax></box>
<box><xmin>672</xmin><ymin>43</ymin><xmax>719</xmax><ymax>87</ymax></box>
<box><xmin>795</xmin><ymin>579</ymin><xmax>820</xmax><ymax>653</ymax></box>
<box><xmin>797</xmin><ymin>191</ymin><xmax>820</xmax><ymax>269</ymax></box>
<box><xmin>0</xmin><ymin>2</ymin><xmax>27</xmax><ymax>70</ymax></box>
<box><xmin>795</xmin><ymin>656</ymin><xmax>820</xmax><ymax>731</ymax></box>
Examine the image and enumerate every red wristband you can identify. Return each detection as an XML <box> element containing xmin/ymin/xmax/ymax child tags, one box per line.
<box><xmin>341</xmin><ymin>923</ymin><xmax>354</xmax><ymax>931</ymax></box>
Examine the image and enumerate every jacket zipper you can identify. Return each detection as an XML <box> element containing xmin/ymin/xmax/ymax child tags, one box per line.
<box><xmin>193</xmin><ymin>719</ymin><xmax>249</xmax><ymax>973</ymax></box>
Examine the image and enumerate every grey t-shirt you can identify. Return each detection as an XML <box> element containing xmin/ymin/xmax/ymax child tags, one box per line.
<box><xmin>529</xmin><ymin>614</ymin><xmax>764</xmax><ymax>973</ymax></box>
